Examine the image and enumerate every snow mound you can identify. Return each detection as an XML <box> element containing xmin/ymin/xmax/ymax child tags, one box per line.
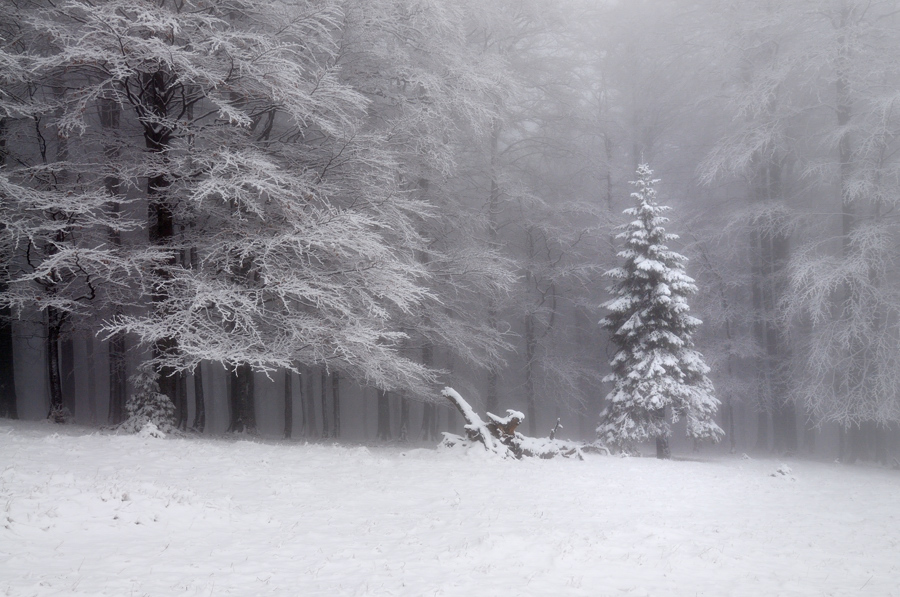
<box><xmin>770</xmin><ymin>463</ymin><xmax>795</xmax><ymax>480</ymax></box>
<box><xmin>138</xmin><ymin>422</ymin><xmax>166</xmax><ymax>439</ymax></box>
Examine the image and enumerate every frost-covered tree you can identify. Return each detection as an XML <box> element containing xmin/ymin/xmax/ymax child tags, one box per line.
<box><xmin>0</xmin><ymin>0</ymin><xmax>441</xmax><ymax>428</ymax></box>
<box><xmin>598</xmin><ymin>164</ymin><xmax>722</xmax><ymax>458</ymax></box>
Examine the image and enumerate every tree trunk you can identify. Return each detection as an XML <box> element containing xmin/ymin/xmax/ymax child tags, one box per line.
<box><xmin>304</xmin><ymin>366</ymin><xmax>316</xmax><ymax>437</ymax></box>
<box><xmin>0</xmin><ymin>264</ymin><xmax>17</xmax><ymax>420</ymax></box>
<box><xmin>377</xmin><ymin>389</ymin><xmax>391</xmax><ymax>441</ymax></box>
<box><xmin>176</xmin><ymin>371</ymin><xmax>188</xmax><ymax>431</ymax></box>
<box><xmin>524</xmin><ymin>309</ymin><xmax>538</xmax><ymax>436</ymax></box>
<box><xmin>85</xmin><ymin>333</ymin><xmax>97</xmax><ymax>425</ymax></box>
<box><xmin>331</xmin><ymin>371</ymin><xmax>340</xmax><ymax>438</ymax></box>
<box><xmin>142</xmin><ymin>69</ymin><xmax>178</xmax><ymax>408</ymax></box>
<box><xmin>656</xmin><ymin>435</ymin><xmax>671</xmax><ymax>460</ymax></box>
<box><xmin>284</xmin><ymin>369</ymin><xmax>292</xmax><ymax>439</ymax></box>
<box><xmin>46</xmin><ymin>307</ymin><xmax>65</xmax><ymax>420</ymax></box>
<box><xmin>228</xmin><ymin>364</ymin><xmax>255</xmax><ymax>433</ymax></box>
<box><xmin>654</xmin><ymin>408</ymin><xmax>671</xmax><ymax>459</ymax></box>
<box><xmin>60</xmin><ymin>335</ymin><xmax>75</xmax><ymax>418</ymax></box>
<box><xmin>0</xmin><ymin>117</ymin><xmax>17</xmax><ymax>419</ymax></box>
<box><xmin>192</xmin><ymin>363</ymin><xmax>205</xmax><ymax>432</ymax></box>
<box><xmin>750</xmin><ymin>225</ymin><xmax>770</xmax><ymax>452</ymax></box>
<box><xmin>107</xmin><ymin>333</ymin><xmax>127</xmax><ymax>425</ymax></box>
<box><xmin>320</xmin><ymin>368</ymin><xmax>329</xmax><ymax>437</ymax></box>
<box><xmin>421</xmin><ymin>403</ymin><xmax>436</xmax><ymax>442</ymax></box>
<box><xmin>419</xmin><ymin>343</ymin><xmax>437</xmax><ymax>441</ymax></box>
<box><xmin>399</xmin><ymin>395</ymin><xmax>410</xmax><ymax>442</ymax></box>
<box><xmin>486</xmin><ymin>121</ymin><xmax>502</xmax><ymax>415</ymax></box>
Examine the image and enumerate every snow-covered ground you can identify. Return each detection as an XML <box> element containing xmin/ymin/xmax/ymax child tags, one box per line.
<box><xmin>1</xmin><ymin>419</ymin><xmax>897</xmax><ymax>597</ymax></box>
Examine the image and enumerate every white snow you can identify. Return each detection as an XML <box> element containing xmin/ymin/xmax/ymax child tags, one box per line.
<box><xmin>2</xmin><ymin>418</ymin><xmax>898</xmax><ymax>596</ymax></box>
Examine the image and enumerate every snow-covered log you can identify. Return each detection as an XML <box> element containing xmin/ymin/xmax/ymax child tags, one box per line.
<box><xmin>440</xmin><ymin>387</ymin><xmax>589</xmax><ymax>460</ymax></box>
<box><xmin>441</xmin><ymin>387</ymin><xmax>509</xmax><ymax>456</ymax></box>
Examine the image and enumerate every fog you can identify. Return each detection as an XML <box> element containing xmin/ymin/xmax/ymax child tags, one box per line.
<box><xmin>2</xmin><ymin>0</ymin><xmax>900</xmax><ymax>466</ymax></box>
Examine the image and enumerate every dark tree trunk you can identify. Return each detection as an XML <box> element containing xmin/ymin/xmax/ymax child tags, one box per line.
<box><xmin>297</xmin><ymin>370</ymin><xmax>306</xmax><ymax>435</ymax></box>
<box><xmin>99</xmin><ymin>96</ymin><xmax>127</xmax><ymax>426</ymax></box>
<box><xmin>419</xmin><ymin>343</ymin><xmax>437</xmax><ymax>441</ymax></box>
<box><xmin>0</xmin><ymin>118</ymin><xmax>17</xmax><ymax>420</ymax></box>
<box><xmin>228</xmin><ymin>364</ymin><xmax>255</xmax><ymax>433</ymax></box>
<box><xmin>399</xmin><ymin>396</ymin><xmax>409</xmax><ymax>442</ymax></box>
<box><xmin>141</xmin><ymin>69</ymin><xmax>178</xmax><ymax>408</ymax></box>
<box><xmin>320</xmin><ymin>368</ymin><xmax>329</xmax><ymax>437</ymax></box>
<box><xmin>175</xmin><ymin>371</ymin><xmax>188</xmax><ymax>431</ymax></box>
<box><xmin>107</xmin><ymin>333</ymin><xmax>127</xmax><ymax>425</ymax></box>
<box><xmin>420</xmin><ymin>403</ymin><xmax>435</xmax><ymax>442</ymax></box>
<box><xmin>304</xmin><ymin>367</ymin><xmax>316</xmax><ymax>437</ymax></box>
<box><xmin>331</xmin><ymin>371</ymin><xmax>340</xmax><ymax>438</ymax></box>
<box><xmin>192</xmin><ymin>363</ymin><xmax>205</xmax><ymax>432</ymax></box>
<box><xmin>362</xmin><ymin>387</ymin><xmax>370</xmax><ymax>440</ymax></box>
<box><xmin>46</xmin><ymin>307</ymin><xmax>65</xmax><ymax>420</ymax></box>
<box><xmin>377</xmin><ymin>389</ymin><xmax>391</xmax><ymax>441</ymax></box>
<box><xmin>656</xmin><ymin>436</ymin><xmax>671</xmax><ymax>460</ymax></box>
<box><xmin>85</xmin><ymin>334</ymin><xmax>97</xmax><ymax>425</ymax></box>
<box><xmin>284</xmin><ymin>369</ymin><xmax>292</xmax><ymax>440</ymax></box>
<box><xmin>0</xmin><ymin>282</ymin><xmax>16</xmax><ymax>420</ymax></box>
<box><xmin>188</xmin><ymin>247</ymin><xmax>205</xmax><ymax>432</ymax></box>
<box><xmin>654</xmin><ymin>408</ymin><xmax>670</xmax><ymax>459</ymax></box>
<box><xmin>60</xmin><ymin>335</ymin><xmax>75</xmax><ymax>418</ymax></box>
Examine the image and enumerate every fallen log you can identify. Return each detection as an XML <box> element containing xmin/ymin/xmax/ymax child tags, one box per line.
<box><xmin>440</xmin><ymin>386</ymin><xmax>598</xmax><ymax>460</ymax></box>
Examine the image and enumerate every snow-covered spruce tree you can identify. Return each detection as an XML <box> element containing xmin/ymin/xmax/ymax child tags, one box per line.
<box><xmin>598</xmin><ymin>164</ymin><xmax>722</xmax><ymax>458</ymax></box>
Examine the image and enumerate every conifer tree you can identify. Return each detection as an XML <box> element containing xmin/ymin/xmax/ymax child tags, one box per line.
<box><xmin>598</xmin><ymin>164</ymin><xmax>723</xmax><ymax>458</ymax></box>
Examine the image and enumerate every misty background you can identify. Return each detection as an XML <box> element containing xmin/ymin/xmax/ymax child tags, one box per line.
<box><xmin>2</xmin><ymin>0</ymin><xmax>899</xmax><ymax>463</ymax></box>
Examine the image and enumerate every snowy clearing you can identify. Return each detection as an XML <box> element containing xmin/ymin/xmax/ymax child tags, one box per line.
<box><xmin>1</xmin><ymin>419</ymin><xmax>898</xmax><ymax>597</ymax></box>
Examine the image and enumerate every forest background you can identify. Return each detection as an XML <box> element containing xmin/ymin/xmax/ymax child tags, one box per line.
<box><xmin>2</xmin><ymin>0</ymin><xmax>899</xmax><ymax>463</ymax></box>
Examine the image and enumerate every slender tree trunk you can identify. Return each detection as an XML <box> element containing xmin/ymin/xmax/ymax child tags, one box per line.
<box><xmin>46</xmin><ymin>308</ymin><xmax>65</xmax><ymax>419</ymax></box>
<box><xmin>284</xmin><ymin>369</ymin><xmax>292</xmax><ymax>439</ymax></box>
<box><xmin>107</xmin><ymin>333</ymin><xmax>127</xmax><ymax>425</ymax></box>
<box><xmin>420</xmin><ymin>404</ymin><xmax>434</xmax><ymax>441</ymax></box>
<box><xmin>99</xmin><ymin>93</ymin><xmax>127</xmax><ymax>424</ymax></box>
<box><xmin>0</xmin><ymin>117</ymin><xmax>18</xmax><ymax>419</ymax></box>
<box><xmin>377</xmin><ymin>389</ymin><xmax>391</xmax><ymax>441</ymax></box>
<box><xmin>750</xmin><ymin>224</ymin><xmax>770</xmax><ymax>451</ymax></box>
<box><xmin>85</xmin><ymin>333</ymin><xmax>97</xmax><ymax>425</ymax></box>
<box><xmin>362</xmin><ymin>387</ymin><xmax>369</xmax><ymax>440</ymax></box>
<box><xmin>192</xmin><ymin>362</ymin><xmax>205</xmax><ymax>432</ymax></box>
<box><xmin>176</xmin><ymin>371</ymin><xmax>187</xmax><ymax>431</ymax></box>
<box><xmin>486</xmin><ymin>122</ymin><xmax>502</xmax><ymax>415</ymax></box>
<box><xmin>304</xmin><ymin>366</ymin><xmax>316</xmax><ymax>437</ymax></box>
<box><xmin>320</xmin><ymin>368</ymin><xmax>329</xmax><ymax>437</ymax></box>
<box><xmin>297</xmin><ymin>369</ymin><xmax>306</xmax><ymax>436</ymax></box>
<box><xmin>399</xmin><ymin>395</ymin><xmax>410</xmax><ymax>442</ymax></box>
<box><xmin>0</xmin><ymin>288</ymin><xmax>16</xmax><ymax>420</ymax></box>
<box><xmin>60</xmin><ymin>334</ymin><xmax>75</xmax><ymax>418</ymax></box>
<box><xmin>331</xmin><ymin>371</ymin><xmax>340</xmax><ymax>438</ymax></box>
<box><xmin>420</xmin><ymin>343</ymin><xmax>437</xmax><ymax>441</ymax></box>
<box><xmin>228</xmin><ymin>364</ymin><xmax>255</xmax><ymax>433</ymax></box>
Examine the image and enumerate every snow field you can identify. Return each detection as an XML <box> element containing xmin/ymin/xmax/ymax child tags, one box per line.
<box><xmin>1</xmin><ymin>419</ymin><xmax>898</xmax><ymax>596</ymax></box>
